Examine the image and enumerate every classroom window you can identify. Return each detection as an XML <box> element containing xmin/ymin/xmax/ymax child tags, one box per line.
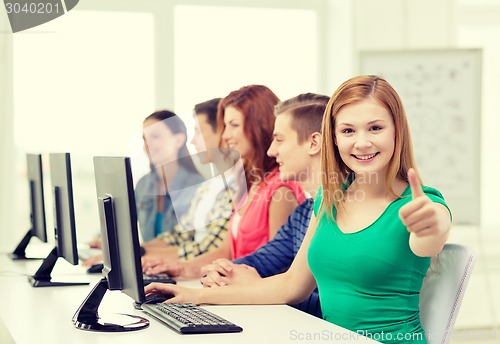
<box><xmin>173</xmin><ymin>5</ymin><xmax>318</xmax><ymax>126</ymax></box>
<box><xmin>13</xmin><ymin>10</ymin><xmax>155</xmax><ymax>242</ymax></box>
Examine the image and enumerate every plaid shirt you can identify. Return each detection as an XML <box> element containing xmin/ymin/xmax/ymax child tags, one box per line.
<box><xmin>157</xmin><ymin>179</ymin><xmax>235</xmax><ymax>261</ymax></box>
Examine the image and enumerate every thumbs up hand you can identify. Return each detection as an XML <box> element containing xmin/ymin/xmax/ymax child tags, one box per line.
<box><xmin>399</xmin><ymin>168</ymin><xmax>440</xmax><ymax>237</ymax></box>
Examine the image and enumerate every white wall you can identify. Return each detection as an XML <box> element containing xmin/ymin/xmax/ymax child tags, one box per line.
<box><xmin>323</xmin><ymin>0</ymin><xmax>355</xmax><ymax>94</ymax></box>
<box><xmin>457</xmin><ymin>6</ymin><xmax>500</xmax><ymax>228</ymax></box>
<box><xmin>0</xmin><ymin>13</ymin><xmax>15</xmax><ymax>251</ymax></box>
<box><xmin>353</xmin><ymin>0</ymin><xmax>455</xmax><ymax>50</ymax></box>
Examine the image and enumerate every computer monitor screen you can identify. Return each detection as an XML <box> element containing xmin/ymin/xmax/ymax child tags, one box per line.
<box><xmin>27</xmin><ymin>152</ymin><xmax>89</xmax><ymax>287</ymax></box>
<box><xmin>50</xmin><ymin>152</ymin><xmax>79</xmax><ymax>265</ymax></box>
<box><xmin>72</xmin><ymin>156</ymin><xmax>149</xmax><ymax>332</ymax></box>
<box><xmin>28</xmin><ymin>153</ymin><xmax>48</xmax><ymax>243</ymax></box>
<box><xmin>9</xmin><ymin>154</ymin><xmax>48</xmax><ymax>260</ymax></box>
<box><xmin>94</xmin><ymin>156</ymin><xmax>145</xmax><ymax>302</ymax></box>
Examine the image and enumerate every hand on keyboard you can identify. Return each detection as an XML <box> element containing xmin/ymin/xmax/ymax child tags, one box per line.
<box><xmin>142</xmin><ymin>257</ymin><xmax>187</xmax><ymax>277</ymax></box>
<box><xmin>144</xmin><ymin>282</ymin><xmax>193</xmax><ymax>304</ymax></box>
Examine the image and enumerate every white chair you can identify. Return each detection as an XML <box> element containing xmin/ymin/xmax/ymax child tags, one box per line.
<box><xmin>419</xmin><ymin>243</ymin><xmax>475</xmax><ymax>344</ymax></box>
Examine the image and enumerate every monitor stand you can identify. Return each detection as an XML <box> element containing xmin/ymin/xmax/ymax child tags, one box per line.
<box><xmin>28</xmin><ymin>247</ymin><xmax>90</xmax><ymax>287</ymax></box>
<box><xmin>73</xmin><ymin>278</ymin><xmax>150</xmax><ymax>332</ymax></box>
<box><xmin>9</xmin><ymin>229</ymin><xmax>44</xmax><ymax>260</ymax></box>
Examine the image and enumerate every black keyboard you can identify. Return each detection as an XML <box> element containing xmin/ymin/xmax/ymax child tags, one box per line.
<box><xmin>142</xmin><ymin>273</ymin><xmax>176</xmax><ymax>285</ymax></box>
<box><xmin>141</xmin><ymin>303</ymin><xmax>243</xmax><ymax>334</ymax></box>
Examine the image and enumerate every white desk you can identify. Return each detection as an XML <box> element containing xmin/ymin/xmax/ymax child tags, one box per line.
<box><xmin>0</xmin><ymin>251</ymin><xmax>378</xmax><ymax>344</ymax></box>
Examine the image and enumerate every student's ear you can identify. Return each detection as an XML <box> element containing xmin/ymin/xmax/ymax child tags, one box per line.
<box><xmin>308</xmin><ymin>132</ymin><xmax>322</xmax><ymax>155</ymax></box>
<box><xmin>174</xmin><ymin>133</ymin><xmax>187</xmax><ymax>150</ymax></box>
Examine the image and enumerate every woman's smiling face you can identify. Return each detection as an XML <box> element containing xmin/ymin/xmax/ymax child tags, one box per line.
<box><xmin>335</xmin><ymin>98</ymin><xmax>395</xmax><ymax>178</ymax></box>
<box><xmin>221</xmin><ymin>105</ymin><xmax>252</xmax><ymax>159</ymax></box>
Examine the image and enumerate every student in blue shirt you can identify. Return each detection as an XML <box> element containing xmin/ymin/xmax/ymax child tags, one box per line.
<box><xmin>136</xmin><ymin>110</ymin><xmax>204</xmax><ymax>242</ymax></box>
<box><xmin>84</xmin><ymin>110</ymin><xmax>204</xmax><ymax>263</ymax></box>
<box><xmin>198</xmin><ymin>93</ymin><xmax>329</xmax><ymax>318</ymax></box>
<box><xmin>140</xmin><ymin>98</ymin><xmax>239</xmax><ymax>261</ymax></box>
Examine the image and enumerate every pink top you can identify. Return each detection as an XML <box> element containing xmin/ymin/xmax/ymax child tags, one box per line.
<box><xmin>229</xmin><ymin>169</ymin><xmax>306</xmax><ymax>259</ymax></box>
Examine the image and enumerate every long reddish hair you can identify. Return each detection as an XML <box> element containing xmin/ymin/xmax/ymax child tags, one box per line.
<box><xmin>217</xmin><ymin>85</ymin><xmax>280</xmax><ymax>188</ymax></box>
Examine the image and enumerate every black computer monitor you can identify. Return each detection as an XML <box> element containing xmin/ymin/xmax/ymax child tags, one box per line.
<box><xmin>28</xmin><ymin>153</ymin><xmax>89</xmax><ymax>287</ymax></box>
<box><xmin>10</xmin><ymin>154</ymin><xmax>48</xmax><ymax>260</ymax></box>
<box><xmin>72</xmin><ymin>156</ymin><xmax>149</xmax><ymax>332</ymax></box>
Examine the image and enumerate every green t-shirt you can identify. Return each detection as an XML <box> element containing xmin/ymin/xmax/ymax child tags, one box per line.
<box><xmin>308</xmin><ymin>184</ymin><xmax>450</xmax><ymax>344</ymax></box>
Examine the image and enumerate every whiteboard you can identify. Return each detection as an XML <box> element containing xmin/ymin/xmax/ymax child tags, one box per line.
<box><xmin>360</xmin><ymin>49</ymin><xmax>482</xmax><ymax>225</ymax></box>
